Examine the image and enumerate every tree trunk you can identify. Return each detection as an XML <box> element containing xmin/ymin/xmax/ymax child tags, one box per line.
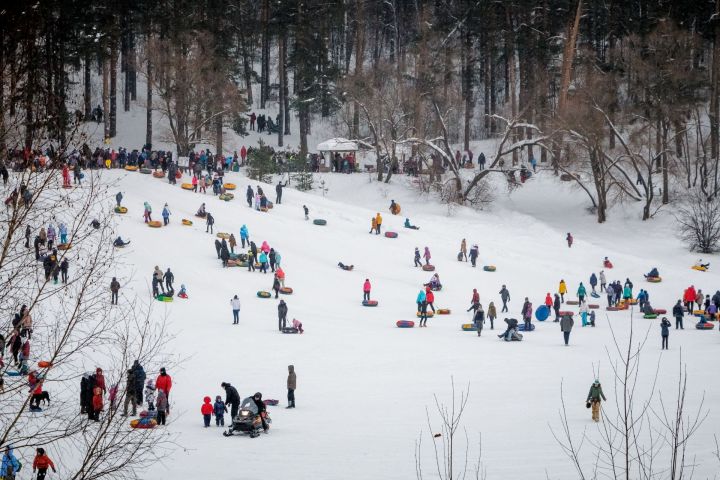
<box><xmin>260</xmin><ymin>0</ymin><xmax>270</xmax><ymax>109</ymax></box>
<box><xmin>110</xmin><ymin>44</ymin><xmax>118</xmax><ymax>137</ymax></box>
<box><xmin>239</xmin><ymin>29</ymin><xmax>253</xmax><ymax>106</ymax></box>
<box><xmin>84</xmin><ymin>53</ymin><xmax>92</xmax><ymax>119</ymax></box>
<box><xmin>216</xmin><ymin>113</ymin><xmax>223</xmax><ymax>157</ymax></box>
<box><xmin>146</xmin><ymin>56</ymin><xmax>153</xmax><ymax>149</ymax></box>
<box><xmin>278</xmin><ymin>33</ymin><xmax>285</xmax><ymax>147</ymax></box>
<box><xmin>24</xmin><ymin>37</ymin><xmax>36</xmax><ymax>150</ymax></box>
<box><xmin>505</xmin><ymin>8</ymin><xmax>518</xmax><ymax>165</ymax></box>
<box><xmin>283</xmin><ymin>34</ymin><xmax>290</xmax><ymax>135</ymax></box>
<box><xmin>0</xmin><ymin>28</ymin><xmax>5</xmax><ymax>160</ymax></box>
<box><xmin>129</xmin><ymin>32</ymin><xmax>137</xmax><ymax>101</ymax></box>
<box><xmin>299</xmin><ymin>108</ymin><xmax>308</xmax><ymax>158</ymax></box>
<box><xmin>103</xmin><ymin>58</ymin><xmax>110</xmax><ymax>140</ymax></box>
<box><xmin>352</xmin><ymin>0</ymin><xmax>365</xmax><ymax>139</ymax></box>
<box><xmin>712</xmin><ymin>0</ymin><xmax>720</xmax><ymax>193</ymax></box>
<box><xmin>662</xmin><ymin>120</ymin><xmax>669</xmax><ymax>204</ymax></box>
<box><xmin>462</xmin><ymin>30</ymin><xmax>474</xmax><ymax>151</ymax></box>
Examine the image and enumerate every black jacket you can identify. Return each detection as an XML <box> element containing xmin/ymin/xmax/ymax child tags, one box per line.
<box><xmin>224</xmin><ymin>384</ymin><xmax>240</xmax><ymax>405</ymax></box>
<box><xmin>278</xmin><ymin>302</ymin><xmax>288</xmax><ymax>318</ymax></box>
<box><xmin>672</xmin><ymin>303</ymin><xmax>684</xmax><ymax>318</ymax></box>
<box><xmin>499</xmin><ymin>288</ymin><xmax>510</xmax><ymax>302</ymax></box>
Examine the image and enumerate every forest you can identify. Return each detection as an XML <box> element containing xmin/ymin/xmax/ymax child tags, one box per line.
<box><xmin>2</xmin><ymin>0</ymin><xmax>720</xmax><ymax>223</ymax></box>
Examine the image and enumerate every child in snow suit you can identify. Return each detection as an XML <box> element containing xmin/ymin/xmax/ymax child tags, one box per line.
<box><xmin>156</xmin><ymin>390</ymin><xmax>168</xmax><ymax>425</ymax></box>
<box><xmin>145</xmin><ymin>380</ymin><xmax>156</xmax><ymax>411</ymax></box>
<box><xmin>469</xmin><ymin>244</ymin><xmax>479</xmax><ymax>267</ymax></box>
<box><xmin>33</xmin><ymin>447</ymin><xmax>56</xmax><ymax>479</ymax></box>
<box><xmin>587</xmin><ymin>380</ymin><xmax>606</xmax><ymax>422</ymax></box>
<box><xmin>473</xmin><ymin>305</ymin><xmax>485</xmax><ymax>336</ymax></box>
<box><xmin>363</xmin><ymin>279</ymin><xmax>371</xmax><ymax>302</ymax></box>
<box><xmin>214</xmin><ymin>396</ymin><xmax>227</xmax><ymax>426</ymax></box>
<box><xmin>425</xmin><ymin>287</ymin><xmax>435</xmax><ymax>313</ymax></box>
<box><xmin>369</xmin><ymin>216</ymin><xmax>377</xmax><ymax>234</ymax></box>
<box><xmin>423</xmin><ymin>247</ymin><xmax>431</xmax><ymax>265</ymax></box>
<box><xmin>414</xmin><ymin>248</ymin><xmax>422</xmax><ymax>267</ymax></box>
<box><xmin>201</xmin><ymin>396</ymin><xmax>213</xmax><ymax>427</ymax></box>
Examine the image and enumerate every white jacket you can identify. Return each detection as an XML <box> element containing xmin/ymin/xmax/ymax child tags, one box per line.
<box><xmin>231</xmin><ymin>298</ymin><xmax>241</xmax><ymax>310</ymax></box>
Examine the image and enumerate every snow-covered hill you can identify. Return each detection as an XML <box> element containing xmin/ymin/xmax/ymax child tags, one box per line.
<box><xmin>97</xmin><ymin>166</ymin><xmax>720</xmax><ymax>480</ymax></box>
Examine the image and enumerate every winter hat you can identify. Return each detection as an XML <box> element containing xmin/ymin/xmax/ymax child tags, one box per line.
<box><xmin>216</xmin><ymin>395</ymin><xmax>222</xmax><ymax>401</ymax></box>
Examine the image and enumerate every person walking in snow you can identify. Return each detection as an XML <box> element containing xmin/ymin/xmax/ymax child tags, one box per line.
<box><xmin>473</xmin><ymin>305</ymin><xmax>485</xmax><ymax>336</ymax></box>
<box><xmin>417</xmin><ymin>290</ymin><xmax>429</xmax><ymax>327</ymax></box>
<box><xmin>522</xmin><ymin>297</ymin><xmax>533</xmax><ymax>331</ymax></box>
<box><xmin>286</xmin><ymin>365</ymin><xmax>296</xmax><ymax>409</ymax></box>
<box><xmin>240</xmin><ymin>224</ymin><xmax>249</xmax><ymax>248</ymax></box>
<box><xmin>577</xmin><ymin>282</ymin><xmax>587</xmax><ymax>303</ymax></box>
<box><xmin>363</xmin><ymin>279</ymin><xmax>371</xmax><ymax>302</ymax></box>
<box><xmin>214</xmin><ymin>395</ymin><xmax>227</xmax><ymax>426</ymax></box>
<box><xmin>164</xmin><ymin>268</ymin><xmax>174</xmax><ymax>292</ymax></box>
<box><xmin>487</xmin><ymin>302</ymin><xmax>496</xmax><ymax>329</ymax></box>
<box><xmin>566</xmin><ymin>232</ymin><xmax>573</xmax><ymax>248</ymax></box>
<box><xmin>303</xmin><ymin>205</ymin><xmax>309</xmax><ymax>220</ymax></box>
<box><xmin>467</xmin><ymin>288</ymin><xmax>480</xmax><ymax>313</ymax></box>
<box><xmin>222</xmin><ymin>382</ymin><xmax>241</xmax><ymax>420</ymax></box>
<box><xmin>469</xmin><ymin>244</ymin><xmax>479</xmax><ymax>267</ymax></box>
<box><xmin>414</xmin><ymin>247</ymin><xmax>422</xmax><ymax>267</ymax></box>
<box><xmin>246</xmin><ymin>185</ymin><xmax>254</xmax><ymax>208</ymax></box>
<box><xmin>275</xmin><ymin>180</ymin><xmax>286</xmax><ymax>204</ymax></box>
<box><xmin>273</xmin><ymin>274</ymin><xmax>281</xmax><ymax>298</ymax></box>
<box><xmin>561</xmin><ymin>313</ymin><xmax>574</xmax><ymax>346</ymax></box>
<box><xmin>278</xmin><ymin>299</ymin><xmax>288</xmax><ymax>331</ymax></box>
<box><xmin>375</xmin><ymin>213</ymin><xmax>382</xmax><ymax>234</ymax></box>
<box><xmin>116</xmin><ymin>191</ymin><xmax>123</xmax><ymax>207</ymax></box>
<box><xmin>599</xmin><ymin>270</ymin><xmax>607</xmax><ymax>292</ymax></box>
<box><xmin>111</xmin><ymin>277</ymin><xmax>120</xmax><ymax>305</ymax></box>
<box><xmin>499</xmin><ymin>285</ymin><xmax>510</xmax><ymax>313</ymax></box>
<box><xmin>558</xmin><ymin>279</ymin><xmax>567</xmax><ymax>303</ymax></box>
<box><xmin>230</xmin><ymin>295</ymin><xmax>241</xmax><ymax>324</ymax></box>
<box><xmin>553</xmin><ymin>294</ymin><xmax>561</xmax><ymax>322</ymax></box>
<box><xmin>425</xmin><ymin>287</ymin><xmax>436</xmax><ymax>313</ymax></box>
<box><xmin>422</xmin><ymin>246</ymin><xmax>431</xmax><ymax>266</ymax></box>
<box><xmin>161</xmin><ymin>203</ymin><xmax>171</xmax><ymax>226</ymax></box>
<box><xmin>672</xmin><ymin>300</ymin><xmax>684</xmax><ymax>329</ymax></box>
<box><xmin>258</xmin><ymin>251</ymin><xmax>268</xmax><ymax>273</ymax></box>
<box><xmin>229</xmin><ymin>234</ymin><xmax>237</xmax><ymax>254</ymax></box>
<box><xmin>587</xmin><ymin>380</ymin><xmax>606</xmax><ymax>422</ymax></box>
<box><xmin>206</xmin><ymin>212</ymin><xmax>214</xmax><ymax>234</ymax></box>
<box><xmin>589</xmin><ymin>273</ymin><xmax>597</xmax><ymax>294</ymax></box>
<box><xmin>369</xmin><ymin>216</ymin><xmax>377</xmax><ymax>234</ymax></box>
<box><xmin>459</xmin><ymin>238</ymin><xmax>468</xmax><ymax>261</ymax></box>
<box><xmin>143</xmin><ymin>202</ymin><xmax>152</xmax><ymax>223</ymax></box>
<box><xmin>580</xmin><ymin>301</ymin><xmax>589</xmax><ymax>326</ymax></box>
<box><xmin>660</xmin><ymin>317</ymin><xmax>671</xmax><ymax>350</ymax></box>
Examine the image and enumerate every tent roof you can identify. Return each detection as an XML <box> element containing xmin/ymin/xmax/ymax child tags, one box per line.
<box><xmin>316</xmin><ymin>138</ymin><xmax>358</xmax><ymax>152</ymax></box>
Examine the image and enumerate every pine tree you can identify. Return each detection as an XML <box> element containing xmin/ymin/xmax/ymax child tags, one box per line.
<box><xmin>247</xmin><ymin>141</ymin><xmax>276</xmax><ymax>183</ymax></box>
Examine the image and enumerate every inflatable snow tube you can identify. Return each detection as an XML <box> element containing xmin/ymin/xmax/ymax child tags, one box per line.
<box><xmin>223</xmin><ymin>183</ymin><xmax>236</xmax><ymax>190</ymax></box>
<box><xmin>589</xmin><ymin>304</ymin><xmax>600</xmax><ymax>309</ymax></box>
<box><xmin>313</xmin><ymin>219</ymin><xmax>327</xmax><ymax>226</ymax></box>
<box><xmin>181</xmin><ymin>183</ymin><xmax>194</xmax><ymax>190</ymax></box>
<box><xmin>604</xmin><ymin>261</ymin><xmax>614</xmax><ymax>269</ymax></box>
<box><xmin>226</xmin><ymin>260</ymin><xmax>239</xmax><ymax>267</ymax></box>
<box><xmin>236</xmin><ymin>262</ymin><xmax>249</xmax><ymax>268</ymax></box>
<box><xmin>396</xmin><ymin>320</ymin><xmax>415</xmax><ymax>328</ymax></box>
<box><xmin>696</xmin><ymin>322</ymin><xmax>714</xmax><ymax>330</ymax></box>
<box><xmin>139</xmin><ymin>410</ymin><xmax>157</xmax><ymax>418</ymax></box>
<box><xmin>566</xmin><ymin>300</ymin><xmax>579</xmax><ymax>306</ymax></box>
<box><xmin>124</xmin><ymin>165</ymin><xmax>138</xmax><ymax>172</ymax></box>
<box><xmin>147</xmin><ymin>221</ymin><xmax>162</xmax><ymax>228</ymax></box>
<box><xmin>647</xmin><ymin>276</ymin><xmax>662</xmax><ymax>283</ymax></box>
<box><xmin>461</xmin><ymin>323</ymin><xmax>478</xmax><ymax>331</ymax></box>
<box><xmin>483</xmin><ymin>265</ymin><xmax>496</xmax><ymax>272</ymax></box>
<box><xmin>152</xmin><ymin>171</ymin><xmax>165</xmax><ymax>178</ymax></box>
<box><xmin>156</xmin><ymin>295</ymin><xmax>173</xmax><ymax>302</ymax></box>
<box><xmin>260</xmin><ymin>207</ymin><xmax>268</xmax><ymax>212</ymax></box>
<box><xmin>416</xmin><ymin>311</ymin><xmax>435</xmax><ymax>318</ymax></box>
<box><xmin>282</xmin><ymin>327</ymin><xmax>299</xmax><ymax>334</ymax></box>
<box><xmin>691</xmin><ymin>265</ymin><xmax>708</xmax><ymax>272</ymax></box>
<box><xmin>57</xmin><ymin>243</ymin><xmax>72</xmax><ymax>250</ymax></box>
<box><xmin>692</xmin><ymin>310</ymin><xmax>705</xmax><ymax>315</ymax></box>
<box><xmin>606</xmin><ymin>306</ymin><xmax>625</xmax><ymax>311</ymax></box>
<box><xmin>130</xmin><ymin>418</ymin><xmax>158</xmax><ymax>429</ymax></box>
<box><xmin>437</xmin><ymin>308</ymin><xmax>451</xmax><ymax>315</ymax></box>
<box><xmin>535</xmin><ymin>305</ymin><xmax>550</xmax><ymax>321</ymax></box>
<box><xmin>590</xmin><ymin>292</ymin><xmax>600</xmax><ymax>298</ymax></box>
<box><xmin>627</xmin><ymin>299</ymin><xmax>638</xmax><ymax>305</ymax></box>
<box><xmin>362</xmin><ymin>300</ymin><xmax>378</xmax><ymax>307</ymax></box>
<box><xmin>643</xmin><ymin>313</ymin><xmax>658</xmax><ymax>319</ymax></box>
<box><xmin>37</xmin><ymin>361</ymin><xmax>53</xmax><ymax>368</ymax></box>
<box><xmin>422</xmin><ymin>264</ymin><xmax>435</xmax><ymax>272</ymax></box>
<box><xmin>4</xmin><ymin>370</ymin><xmax>22</xmax><ymax>377</ymax></box>
<box><xmin>139</xmin><ymin>168</ymin><xmax>152</xmax><ymax>174</ymax></box>
<box><xmin>219</xmin><ymin>193</ymin><xmax>234</xmax><ymax>201</ymax></box>
<box><xmin>257</xmin><ymin>291</ymin><xmax>271</xmax><ymax>298</ymax></box>
<box><xmin>216</xmin><ymin>232</ymin><xmax>230</xmax><ymax>239</ymax></box>
<box><xmin>385</xmin><ymin>231</ymin><xmax>398</xmax><ymax>238</ymax></box>
<box><xmin>181</xmin><ymin>219</ymin><xmax>193</xmax><ymax>226</ymax></box>
<box><xmin>518</xmin><ymin>323</ymin><xmax>536</xmax><ymax>332</ymax></box>
<box><xmin>558</xmin><ymin>311</ymin><xmax>574</xmax><ymax>316</ymax></box>
<box><xmin>653</xmin><ymin>309</ymin><xmax>667</xmax><ymax>315</ymax></box>
<box><xmin>114</xmin><ymin>206</ymin><xmax>128</xmax><ymax>214</ymax></box>
<box><xmin>178</xmin><ymin>293</ymin><xmax>188</xmax><ymax>299</ymax></box>
<box><xmin>279</xmin><ymin>287</ymin><xmax>293</xmax><ymax>295</ymax></box>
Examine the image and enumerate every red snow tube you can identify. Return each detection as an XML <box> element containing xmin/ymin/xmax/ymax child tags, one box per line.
<box><xmin>558</xmin><ymin>311</ymin><xmax>574</xmax><ymax>316</ymax></box>
<box><xmin>422</xmin><ymin>264</ymin><xmax>435</xmax><ymax>272</ymax></box>
<box><xmin>279</xmin><ymin>287</ymin><xmax>293</xmax><ymax>295</ymax></box>
<box><xmin>604</xmin><ymin>261</ymin><xmax>614</xmax><ymax>268</ymax></box>
<box><xmin>37</xmin><ymin>361</ymin><xmax>53</xmax><ymax>368</ymax></box>
<box><xmin>131</xmin><ymin>418</ymin><xmax>158</xmax><ymax>429</ymax></box>
<box><xmin>362</xmin><ymin>300</ymin><xmax>378</xmax><ymax>307</ymax></box>
<box><xmin>436</xmin><ymin>308</ymin><xmax>451</xmax><ymax>315</ymax></box>
<box><xmin>396</xmin><ymin>320</ymin><xmax>415</xmax><ymax>328</ymax></box>
<box><xmin>696</xmin><ymin>322</ymin><xmax>715</xmax><ymax>330</ymax></box>
<box><xmin>653</xmin><ymin>309</ymin><xmax>667</xmax><ymax>315</ymax></box>
<box><xmin>588</xmin><ymin>304</ymin><xmax>600</xmax><ymax>309</ymax></box>
<box><xmin>606</xmin><ymin>306</ymin><xmax>626</xmax><ymax>311</ymax></box>
<box><xmin>385</xmin><ymin>231</ymin><xmax>398</xmax><ymax>238</ymax></box>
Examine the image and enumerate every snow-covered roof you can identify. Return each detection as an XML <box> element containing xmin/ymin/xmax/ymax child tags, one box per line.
<box><xmin>316</xmin><ymin>138</ymin><xmax>358</xmax><ymax>152</ymax></box>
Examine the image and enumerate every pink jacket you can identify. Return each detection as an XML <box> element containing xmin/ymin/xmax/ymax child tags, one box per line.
<box><xmin>261</xmin><ymin>241</ymin><xmax>270</xmax><ymax>253</ymax></box>
<box><xmin>363</xmin><ymin>281</ymin><xmax>371</xmax><ymax>292</ymax></box>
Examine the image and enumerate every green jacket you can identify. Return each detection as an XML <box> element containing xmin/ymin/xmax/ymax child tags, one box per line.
<box><xmin>587</xmin><ymin>383</ymin><xmax>606</xmax><ymax>402</ymax></box>
<box><xmin>577</xmin><ymin>284</ymin><xmax>587</xmax><ymax>297</ymax></box>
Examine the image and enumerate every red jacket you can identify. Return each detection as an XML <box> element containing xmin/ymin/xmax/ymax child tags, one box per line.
<box><xmin>471</xmin><ymin>290</ymin><xmax>479</xmax><ymax>304</ymax></box>
<box><xmin>33</xmin><ymin>381</ymin><xmax>43</xmax><ymax>395</ymax></box>
<box><xmin>95</xmin><ymin>369</ymin><xmax>106</xmax><ymax>393</ymax></box>
<box><xmin>240</xmin><ymin>146</ymin><xmax>247</xmax><ymax>159</ymax></box>
<box><xmin>363</xmin><ymin>281</ymin><xmax>371</xmax><ymax>293</ymax></box>
<box><xmin>425</xmin><ymin>290</ymin><xmax>435</xmax><ymax>303</ymax></box>
<box><xmin>201</xmin><ymin>396</ymin><xmax>213</xmax><ymax>415</ymax></box>
<box><xmin>33</xmin><ymin>454</ymin><xmax>55</xmax><ymax>470</ymax></box>
<box><xmin>92</xmin><ymin>387</ymin><xmax>104</xmax><ymax>411</ymax></box>
<box><xmin>684</xmin><ymin>287</ymin><xmax>696</xmax><ymax>303</ymax></box>
<box><xmin>545</xmin><ymin>294</ymin><xmax>553</xmax><ymax>307</ymax></box>
<box><xmin>22</xmin><ymin>340</ymin><xmax>30</xmax><ymax>358</ymax></box>
<box><xmin>156</xmin><ymin>373</ymin><xmax>172</xmax><ymax>394</ymax></box>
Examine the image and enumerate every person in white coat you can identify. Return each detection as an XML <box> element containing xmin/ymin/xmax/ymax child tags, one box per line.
<box><xmin>230</xmin><ymin>295</ymin><xmax>241</xmax><ymax>324</ymax></box>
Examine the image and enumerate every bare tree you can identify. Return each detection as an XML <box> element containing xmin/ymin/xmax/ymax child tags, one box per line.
<box><xmin>674</xmin><ymin>188</ymin><xmax>720</xmax><ymax>253</ymax></box>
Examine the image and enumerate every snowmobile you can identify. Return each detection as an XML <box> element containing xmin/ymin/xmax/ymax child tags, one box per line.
<box><xmin>223</xmin><ymin>397</ymin><xmax>272</xmax><ymax>438</ymax></box>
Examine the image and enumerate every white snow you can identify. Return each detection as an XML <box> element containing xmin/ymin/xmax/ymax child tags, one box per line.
<box><xmin>95</xmin><ymin>167</ymin><xmax>719</xmax><ymax>480</ymax></box>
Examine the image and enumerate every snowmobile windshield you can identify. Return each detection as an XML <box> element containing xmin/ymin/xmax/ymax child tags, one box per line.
<box><xmin>240</xmin><ymin>397</ymin><xmax>259</xmax><ymax>414</ymax></box>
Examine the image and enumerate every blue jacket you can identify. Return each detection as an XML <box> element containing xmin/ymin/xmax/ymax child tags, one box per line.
<box><xmin>259</xmin><ymin>252</ymin><xmax>268</xmax><ymax>264</ymax></box>
<box><xmin>1</xmin><ymin>447</ymin><xmax>20</xmax><ymax>476</ymax></box>
<box><xmin>661</xmin><ymin>319</ymin><xmax>671</xmax><ymax>336</ymax></box>
<box><xmin>416</xmin><ymin>291</ymin><xmax>426</xmax><ymax>303</ymax></box>
<box><xmin>240</xmin><ymin>225</ymin><xmax>249</xmax><ymax>239</ymax></box>
<box><xmin>589</xmin><ymin>273</ymin><xmax>597</xmax><ymax>286</ymax></box>
<box><xmin>274</xmin><ymin>252</ymin><xmax>281</xmax><ymax>265</ymax></box>
<box><xmin>162</xmin><ymin>207</ymin><xmax>170</xmax><ymax>218</ymax></box>
<box><xmin>214</xmin><ymin>400</ymin><xmax>227</xmax><ymax>416</ymax></box>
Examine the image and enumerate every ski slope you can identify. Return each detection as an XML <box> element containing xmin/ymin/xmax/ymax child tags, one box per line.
<box><xmin>101</xmin><ymin>167</ymin><xmax>720</xmax><ymax>479</ymax></box>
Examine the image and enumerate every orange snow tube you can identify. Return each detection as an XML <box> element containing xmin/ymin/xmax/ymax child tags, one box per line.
<box><xmin>147</xmin><ymin>221</ymin><xmax>162</xmax><ymax>228</ymax></box>
<box><xmin>181</xmin><ymin>183</ymin><xmax>194</xmax><ymax>190</ymax></box>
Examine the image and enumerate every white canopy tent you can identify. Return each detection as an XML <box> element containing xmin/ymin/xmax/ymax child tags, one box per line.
<box><xmin>316</xmin><ymin>138</ymin><xmax>358</xmax><ymax>153</ymax></box>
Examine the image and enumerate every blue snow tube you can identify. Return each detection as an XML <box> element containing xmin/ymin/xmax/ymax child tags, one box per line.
<box><xmin>535</xmin><ymin>305</ymin><xmax>550</xmax><ymax>321</ymax></box>
<box><xmin>518</xmin><ymin>323</ymin><xmax>536</xmax><ymax>332</ymax></box>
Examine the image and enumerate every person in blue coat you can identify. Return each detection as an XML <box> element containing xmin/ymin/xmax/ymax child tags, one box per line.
<box><xmin>416</xmin><ymin>289</ymin><xmax>429</xmax><ymax>327</ymax></box>
<box><xmin>1</xmin><ymin>446</ymin><xmax>21</xmax><ymax>478</ymax></box>
<box><xmin>660</xmin><ymin>317</ymin><xmax>671</xmax><ymax>350</ymax></box>
<box><xmin>240</xmin><ymin>224</ymin><xmax>249</xmax><ymax>248</ymax></box>
<box><xmin>589</xmin><ymin>273</ymin><xmax>598</xmax><ymax>293</ymax></box>
<box><xmin>404</xmin><ymin>218</ymin><xmax>419</xmax><ymax>230</ymax></box>
<box><xmin>161</xmin><ymin>203</ymin><xmax>171</xmax><ymax>226</ymax></box>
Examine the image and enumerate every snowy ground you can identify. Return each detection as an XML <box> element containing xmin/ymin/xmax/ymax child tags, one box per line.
<box><xmin>95</xmin><ymin>166</ymin><xmax>720</xmax><ymax>480</ymax></box>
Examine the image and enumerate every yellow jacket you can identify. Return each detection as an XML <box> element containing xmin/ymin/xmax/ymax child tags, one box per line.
<box><xmin>559</xmin><ymin>281</ymin><xmax>567</xmax><ymax>294</ymax></box>
<box><xmin>375</xmin><ymin>213</ymin><xmax>382</xmax><ymax>225</ymax></box>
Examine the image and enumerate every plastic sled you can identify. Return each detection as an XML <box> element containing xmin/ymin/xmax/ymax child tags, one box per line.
<box><xmin>590</xmin><ymin>292</ymin><xmax>600</xmax><ymax>298</ymax></box>
<box><xmin>282</xmin><ymin>327</ymin><xmax>299</xmax><ymax>334</ymax></box>
<box><xmin>535</xmin><ymin>305</ymin><xmax>550</xmax><ymax>321</ymax></box>
<box><xmin>178</xmin><ymin>293</ymin><xmax>188</xmax><ymax>299</ymax></box>
<box><xmin>156</xmin><ymin>295</ymin><xmax>173</xmax><ymax>302</ymax></box>
<box><xmin>691</xmin><ymin>265</ymin><xmax>707</xmax><ymax>272</ymax></box>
